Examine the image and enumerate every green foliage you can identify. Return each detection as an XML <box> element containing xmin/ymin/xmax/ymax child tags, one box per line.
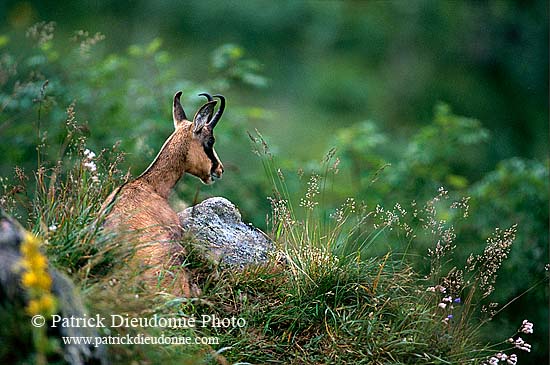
<box><xmin>0</xmin><ymin>22</ymin><xmax>273</xmax><ymax>228</ymax></box>
<box><xmin>211</xmin><ymin>43</ymin><xmax>268</xmax><ymax>89</ymax></box>
<box><xmin>0</xmin><ymin>100</ymin><xmax>131</xmax><ymax>283</ymax></box>
<box><xmin>0</xmin><ymin>302</ymin><xmax>34</xmax><ymax>363</ymax></box>
<box><xmin>466</xmin><ymin>158</ymin><xmax>549</xmax><ymax>355</ymax></box>
<box><xmin>331</xmin><ymin>103</ymin><xmax>490</xmax><ymax>204</ymax></box>
<box><xmin>399</xmin><ymin>103</ymin><xmax>490</xmax><ymax>189</ymax></box>
<box><xmin>326</xmin><ymin>106</ymin><xmax>548</xmax><ymax>362</ymax></box>
<box><xmin>240</xmin><ymin>132</ymin><xmax>545</xmax><ymax>364</ymax></box>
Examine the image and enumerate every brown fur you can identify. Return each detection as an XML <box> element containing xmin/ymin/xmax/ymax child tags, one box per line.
<box><xmin>102</xmin><ymin>93</ymin><xmax>224</xmax><ymax>296</ymax></box>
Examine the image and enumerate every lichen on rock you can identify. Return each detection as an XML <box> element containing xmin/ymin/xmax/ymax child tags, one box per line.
<box><xmin>178</xmin><ymin>197</ymin><xmax>274</xmax><ymax>267</ymax></box>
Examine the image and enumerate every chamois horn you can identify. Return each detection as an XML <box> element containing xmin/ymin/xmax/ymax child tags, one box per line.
<box><xmin>198</xmin><ymin>92</ymin><xmax>214</xmax><ymax>102</ymax></box>
<box><xmin>208</xmin><ymin>94</ymin><xmax>225</xmax><ymax>129</ymax></box>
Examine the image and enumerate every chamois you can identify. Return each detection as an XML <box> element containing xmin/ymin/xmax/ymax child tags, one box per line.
<box><xmin>102</xmin><ymin>91</ymin><xmax>225</xmax><ymax>295</ymax></box>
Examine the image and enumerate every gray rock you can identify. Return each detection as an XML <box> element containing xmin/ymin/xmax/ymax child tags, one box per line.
<box><xmin>178</xmin><ymin>197</ymin><xmax>274</xmax><ymax>267</ymax></box>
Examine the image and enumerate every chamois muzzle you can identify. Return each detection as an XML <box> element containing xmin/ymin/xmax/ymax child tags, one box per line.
<box><xmin>211</xmin><ymin>169</ymin><xmax>223</xmax><ymax>181</ymax></box>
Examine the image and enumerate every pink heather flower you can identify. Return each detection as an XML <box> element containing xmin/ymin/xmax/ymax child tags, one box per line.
<box><xmin>518</xmin><ymin>343</ymin><xmax>531</xmax><ymax>352</ymax></box>
<box><xmin>438</xmin><ymin>303</ymin><xmax>447</xmax><ymax>309</ymax></box>
<box><xmin>511</xmin><ymin>337</ymin><xmax>532</xmax><ymax>352</ymax></box>
<box><xmin>428</xmin><ymin>285</ymin><xmax>447</xmax><ymax>293</ymax></box>
<box><xmin>520</xmin><ymin>320</ymin><xmax>534</xmax><ymax>334</ymax></box>
<box><xmin>496</xmin><ymin>352</ymin><xmax>508</xmax><ymax>361</ymax></box>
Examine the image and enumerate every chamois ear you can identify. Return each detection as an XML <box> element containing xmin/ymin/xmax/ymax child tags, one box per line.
<box><xmin>173</xmin><ymin>91</ymin><xmax>187</xmax><ymax>128</ymax></box>
<box><xmin>192</xmin><ymin>100</ymin><xmax>217</xmax><ymax>134</ymax></box>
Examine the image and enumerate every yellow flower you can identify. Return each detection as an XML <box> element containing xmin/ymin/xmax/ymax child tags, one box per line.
<box><xmin>21</xmin><ymin>232</ymin><xmax>40</xmax><ymax>251</ymax></box>
<box><xmin>19</xmin><ymin>230</ymin><xmax>57</xmax><ymax>316</ymax></box>
<box><xmin>26</xmin><ymin>299</ymin><xmax>41</xmax><ymax>315</ymax></box>
<box><xmin>20</xmin><ymin>242</ymin><xmax>36</xmax><ymax>258</ymax></box>
<box><xmin>22</xmin><ymin>271</ymin><xmax>39</xmax><ymax>288</ymax></box>
<box><xmin>36</xmin><ymin>274</ymin><xmax>52</xmax><ymax>291</ymax></box>
<box><xmin>38</xmin><ymin>294</ymin><xmax>56</xmax><ymax>315</ymax></box>
<box><xmin>27</xmin><ymin>254</ymin><xmax>48</xmax><ymax>271</ymax></box>
<box><xmin>25</xmin><ymin>234</ymin><xmax>43</xmax><ymax>254</ymax></box>
<box><xmin>24</xmin><ymin>232</ymin><xmax>40</xmax><ymax>246</ymax></box>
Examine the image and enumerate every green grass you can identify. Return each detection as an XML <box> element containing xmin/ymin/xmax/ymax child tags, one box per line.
<box><xmin>1</xmin><ymin>112</ymin><xmax>545</xmax><ymax>365</ymax></box>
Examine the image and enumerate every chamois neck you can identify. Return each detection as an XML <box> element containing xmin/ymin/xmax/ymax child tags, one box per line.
<box><xmin>138</xmin><ymin>127</ymin><xmax>191</xmax><ymax>199</ymax></box>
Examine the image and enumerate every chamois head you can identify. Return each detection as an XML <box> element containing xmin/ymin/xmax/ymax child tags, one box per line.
<box><xmin>173</xmin><ymin>91</ymin><xmax>225</xmax><ymax>185</ymax></box>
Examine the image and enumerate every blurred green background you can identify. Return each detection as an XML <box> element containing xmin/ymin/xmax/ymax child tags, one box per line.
<box><xmin>0</xmin><ymin>0</ymin><xmax>548</xmax><ymax>362</ymax></box>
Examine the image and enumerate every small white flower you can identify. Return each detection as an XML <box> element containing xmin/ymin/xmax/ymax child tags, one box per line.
<box><xmin>438</xmin><ymin>302</ymin><xmax>447</xmax><ymax>309</ymax></box>
<box><xmin>84</xmin><ymin>148</ymin><xmax>96</xmax><ymax>159</ymax></box>
<box><xmin>84</xmin><ymin>161</ymin><xmax>97</xmax><ymax>172</ymax></box>
<box><xmin>488</xmin><ymin>357</ymin><xmax>499</xmax><ymax>365</ymax></box>
<box><xmin>507</xmin><ymin>354</ymin><xmax>517</xmax><ymax>365</ymax></box>
<box><xmin>48</xmin><ymin>224</ymin><xmax>57</xmax><ymax>232</ymax></box>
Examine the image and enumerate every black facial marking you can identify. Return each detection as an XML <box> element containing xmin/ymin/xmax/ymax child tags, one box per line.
<box><xmin>203</xmin><ymin>135</ymin><xmax>219</xmax><ymax>172</ymax></box>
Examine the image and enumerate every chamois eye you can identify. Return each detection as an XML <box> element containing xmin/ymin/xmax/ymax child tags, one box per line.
<box><xmin>204</xmin><ymin>137</ymin><xmax>215</xmax><ymax>149</ymax></box>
